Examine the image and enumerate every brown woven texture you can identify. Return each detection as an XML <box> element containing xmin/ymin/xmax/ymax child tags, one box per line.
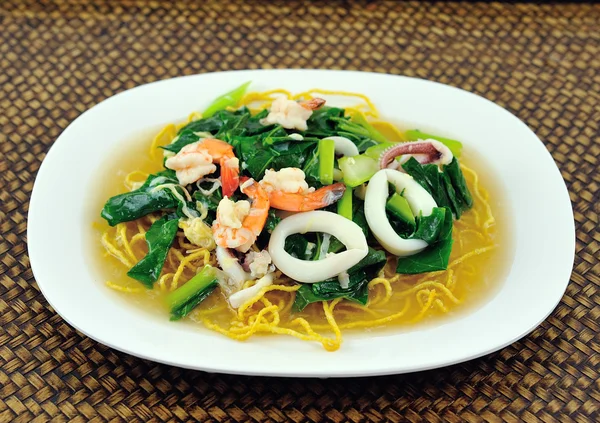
<box><xmin>1</xmin><ymin>0</ymin><xmax>599</xmax><ymax>421</ymax></box>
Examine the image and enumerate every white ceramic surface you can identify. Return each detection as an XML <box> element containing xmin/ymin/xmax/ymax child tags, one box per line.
<box><xmin>28</xmin><ymin>70</ymin><xmax>575</xmax><ymax>377</ymax></box>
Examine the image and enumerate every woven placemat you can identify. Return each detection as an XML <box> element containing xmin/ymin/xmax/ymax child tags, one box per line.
<box><xmin>1</xmin><ymin>0</ymin><xmax>599</xmax><ymax>421</ymax></box>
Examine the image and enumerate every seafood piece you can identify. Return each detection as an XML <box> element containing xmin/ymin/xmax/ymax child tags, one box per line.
<box><xmin>325</xmin><ymin>136</ymin><xmax>360</xmax><ymax>157</ymax></box>
<box><xmin>268</xmin><ymin>182</ymin><xmax>346</xmax><ymax>212</ymax></box>
<box><xmin>259</xmin><ymin>96</ymin><xmax>326</xmax><ymax>131</ymax></box>
<box><xmin>229</xmin><ymin>273</ymin><xmax>274</xmax><ymax>309</ymax></box>
<box><xmin>165</xmin><ymin>138</ymin><xmax>240</xmax><ymax>196</ymax></box>
<box><xmin>379</xmin><ymin>139</ymin><xmax>453</xmax><ymax>170</ymax></box>
<box><xmin>215</xmin><ymin>246</ymin><xmax>249</xmax><ymax>295</ymax></box>
<box><xmin>243</xmin><ymin>250</ymin><xmax>273</xmax><ymax>279</ymax></box>
<box><xmin>260</xmin><ymin>167</ymin><xmax>345</xmax><ymax>212</ymax></box>
<box><xmin>212</xmin><ymin>178</ymin><xmax>270</xmax><ymax>252</ymax></box>
<box><xmin>364</xmin><ymin>169</ymin><xmax>437</xmax><ymax>256</ymax></box>
<box><xmin>259</xmin><ymin>168</ymin><xmax>314</xmax><ymax>195</ymax></box>
<box><xmin>268</xmin><ymin>210</ymin><xmax>368</xmax><ymax>283</ymax></box>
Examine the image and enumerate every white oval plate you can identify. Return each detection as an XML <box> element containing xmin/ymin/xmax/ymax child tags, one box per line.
<box><xmin>28</xmin><ymin>70</ymin><xmax>574</xmax><ymax>377</ymax></box>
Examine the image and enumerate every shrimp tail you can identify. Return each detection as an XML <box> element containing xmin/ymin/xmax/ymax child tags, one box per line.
<box><xmin>299</xmin><ymin>97</ymin><xmax>326</xmax><ymax>111</ymax></box>
<box><xmin>220</xmin><ymin>157</ymin><xmax>240</xmax><ymax>197</ymax></box>
<box><xmin>269</xmin><ymin>182</ymin><xmax>346</xmax><ymax>211</ymax></box>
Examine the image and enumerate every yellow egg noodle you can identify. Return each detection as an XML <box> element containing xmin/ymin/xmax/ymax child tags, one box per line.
<box><xmin>101</xmin><ymin>89</ymin><xmax>498</xmax><ymax>351</ymax></box>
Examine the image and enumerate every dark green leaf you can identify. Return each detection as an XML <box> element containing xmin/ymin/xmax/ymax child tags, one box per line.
<box><xmin>303</xmin><ymin>106</ymin><xmax>345</xmax><ymax>138</ymax></box>
<box><xmin>127</xmin><ymin>216</ymin><xmax>179</xmax><ymax>288</ymax></box>
<box><xmin>396</xmin><ymin>208</ymin><xmax>454</xmax><ymax>274</ymax></box>
<box><xmin>101</xmin><ymin>171</ymin><xmax>181</xmax><ymax>226</ymax></box>
<box><xmin>442</xmin><ymin>171</ymin><xmax>464</xmax><ymax>219</ymax></box>
<box><xmin>193</xmin><ymin>186</ymin><xmax>223</xmax><ymax>224</ymax></box>
<box><xmin>265</xmin><ymin>209</ymin><xmax>281</xmax><ymax>232</ymax></box>
<box><xmin>293</xmin><ymin>248</ymin><xmax>387</xmax><ymax>311</ymax></box>
<box><xmin>446</xmin><ymin>158</ymin><xmax>473</xmax><ymax>208</ymax></box>
<box><xmin>412</xmin><ymin>207</ymin><xmax>446</xmax><ymax>243</ymax></box>
<box><xmin>284</xmin><ymin>234</ymin><xmax>311</xmax><ymax>260</ymax></box>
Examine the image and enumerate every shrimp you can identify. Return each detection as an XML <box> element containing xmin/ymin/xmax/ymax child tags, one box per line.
<box><xmin>259</xmin><ymin>97</ymin><xmax>326</xmax><ymax>131</ymax></box>
<box><xmin>165</xmin><ymin>138</ymin><xmax>240</xmax><ymax>196</ymax></box>
<box><xmin>269</xmin><ymin>182</ymin><xmax>346</xmax><ymax>212</ymax></box>
<box><xmin>212</xmin><ymin>177</ymin><xmax>270</xmax><ymax>252</ymax></box>
<box><xmin>259</xmin><ymin>167</ymin><xmax>346</xmax><ymax>212</ymax></box>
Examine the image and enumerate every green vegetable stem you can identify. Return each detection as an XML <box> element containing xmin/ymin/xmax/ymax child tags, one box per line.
<box><xmin>203</xmin><ymin>81</ymin><xmax>251</xmax><ymax>118</ymax></box>
<box><xmin>318</xmin><ymin>138</ymin><xmax>336</xmax><ymax>185</ymax></box>
<box><xmin>338</xmin><ymin>154</ymin><xmax>379</xmax><ymax>187</ymax></box>
<box><xmin>350</xmin><ymin>112</ymin><xmax>388</xmax><ymax>143</ymax></box>
<box><xmin>337</xmin><ymin>187</ymin><xmax>353</xmax><ymax>220</ymax></box>
<box><xmin>166</xmin><ymin>265</ymin><xmax>219</xmax><ymax>320</ymax></box>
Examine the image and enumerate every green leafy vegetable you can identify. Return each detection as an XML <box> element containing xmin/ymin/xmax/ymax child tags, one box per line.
<box><xmin>236</xmin><ymin>136</ymin><xmax>319</xmax><ymax>181</ymax></box>
<box><xmin>164</xmin><ymin>109</ymin><xmax>250</xmax><ymax>153</ymax></box>
<box><xmin>412</xmin><ymin>207</ymin><xmax>446</xmax><ymax>243</ymax></box>
<box><xmin>293</xmin><ymin>248</ymin><xmax>387</xmax><ymax>311</ymax></box>
<box><xmin>442</xmin><ymin>171</ymin><xmax>464</xmax><ymax>219</ymax></box>
<box><xmin>193</xmin><ymin>186</ymin><xmax>223</xmax><ymax>224</ymax></box>
<box><xmin>101</xmin><ymin>170</ymin><xmax>181</xmax><ymax>226</ymax></box>
<box><xmin>284</xmin><ymin>234</ymin><xmax>312</xmax><ymax>260</ymax></box>
<box><xmin>350</xmin><ymin>112</ymin><xmax>388</xmax><ymax>143</ymax></box>
<box><xmin>402</xmin><ymin>157</ymin><xmax>473</xmax><ymax>218</ymax></box>
<box><xmin>203</xmin><ymin>81</ymin><xmax>251</xmax><ymax>118</ymax></box>
<box><xmin>405</xmin><ymin>129</ymin><xmax>463</xmax><ymax>157</ymax></box>
<box><xmin>166</xmin><ymin>265</ymin><xmax>218</xmax><ymax>320</ymax></box>
<box><xmin>265</xmin><ymin>209</ymin><xmax>281</xmax><ymax>232</ymax></box>
<box><xmin>445</xmin><ymin>158</ymin><xmax>473</xmax><ymax>208</ymax></box>
<box><xmin>303</xmin><ymin>106</ymin><xmax>345</xmax><ymax>138</ymax></box>
<box><xmin>127</xmin><ymin>216</ymin><xmax>179</xmax><ymax>288</ymax></box>
<box><xmin>396</xmin><ymin>208</ymin><xmax>454</xmax><ymax>274</ymax></box>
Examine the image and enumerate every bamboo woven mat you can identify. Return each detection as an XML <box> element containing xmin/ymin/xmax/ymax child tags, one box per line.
<box><xmin>1</xmin><ymin>0</ymin><xmax>599</xmax><ymax>421</ymax></box>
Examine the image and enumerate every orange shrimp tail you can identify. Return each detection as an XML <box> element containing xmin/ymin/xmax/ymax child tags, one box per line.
<box><xmin>300</xmin><ymin>97</ymin><xmax>326</xmax><ymax>111</ymax></box>
<box><xmin>240</xmin><ymin>178</ymin><xmax>270</xmax><ymax>237</ymax></box>
<box><xmin>269</xmin><ymin>182</ymin><xmax>346</xmax><ymax>212</ymax></box>
<box><xmin>220</xmin><ymin>157</ymin><xmax>240</xmax><ymax>197</ymax></box>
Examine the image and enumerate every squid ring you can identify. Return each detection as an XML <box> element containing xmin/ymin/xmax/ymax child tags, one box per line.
<box><xmin>268</xmin><ymin>211</ymin><xmax>368</xmax><ymax>283</ymax></box>
<box><xmin>325</xmin><ymin>136</ymin><xmax>360</xmax><ymax>157</ymax></box>
<box><xmin>364</xmin><ymin>169</ymin><xmax>437</xmax><ymax>257</ymax></box>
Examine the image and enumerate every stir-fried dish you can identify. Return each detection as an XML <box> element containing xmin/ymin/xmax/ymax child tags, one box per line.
<box><xmin>97</xmin><ymin>83</ymin><xmax>503</xmax><ymax>351</ymax></box>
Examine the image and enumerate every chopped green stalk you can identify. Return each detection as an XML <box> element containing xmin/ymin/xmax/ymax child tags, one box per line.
<box><xmin>166</xmin><ymin>265</ymin><xmax>218</xmax><ymax>320</ymax></box>
<box><xmin>338</xmin><ymin>154</ymin><xmax>379</xmax><ymax>187</ymax></box>
<box><xmin>352</xmin><ymin>112</ymin><xmax>388</xmax><ymax>143</ymax></box>
<box><xmin>405</xmin><ymin>129</ymin><xmax>463</xmax><ymax>157</ymax></box>
<box><xmin>318</xmin><ymin>138</ymin><xmax>336</xmax><ymax>185</ymax></box>
<box><xmin>337</xmin><ymin>187</ymin><xmax>353</xmax><ymax>220</ymax></box>
<box><xmin>203</xmin><ymin>81</ymin><xmax>251</xmax><ymax>118</ymax></box>
<box><xmin>364</xmin><ymin>142</ymin><xmax>396</xmax><ymax>160</ymax></box>
<box><xmin>386</xmin><ymin>192</ymin><xmax>415</xmax><ymax>225</ymax></box>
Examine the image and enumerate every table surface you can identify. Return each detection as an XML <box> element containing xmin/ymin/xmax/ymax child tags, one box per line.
<box><xmin>1</xmin><ymin>1</ymin><xmax>599</xmax><ymax>422</ymax></box>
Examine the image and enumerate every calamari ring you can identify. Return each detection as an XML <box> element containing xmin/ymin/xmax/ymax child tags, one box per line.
<box><xmin>364</xmin><ymin>169</ymin><xmax>437</xmax><ymax>257</ymax></box>
<box><xmin>268</xmin><ymin>211</ymin><xmax>368</xmax><ymax>283</ymax></box>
